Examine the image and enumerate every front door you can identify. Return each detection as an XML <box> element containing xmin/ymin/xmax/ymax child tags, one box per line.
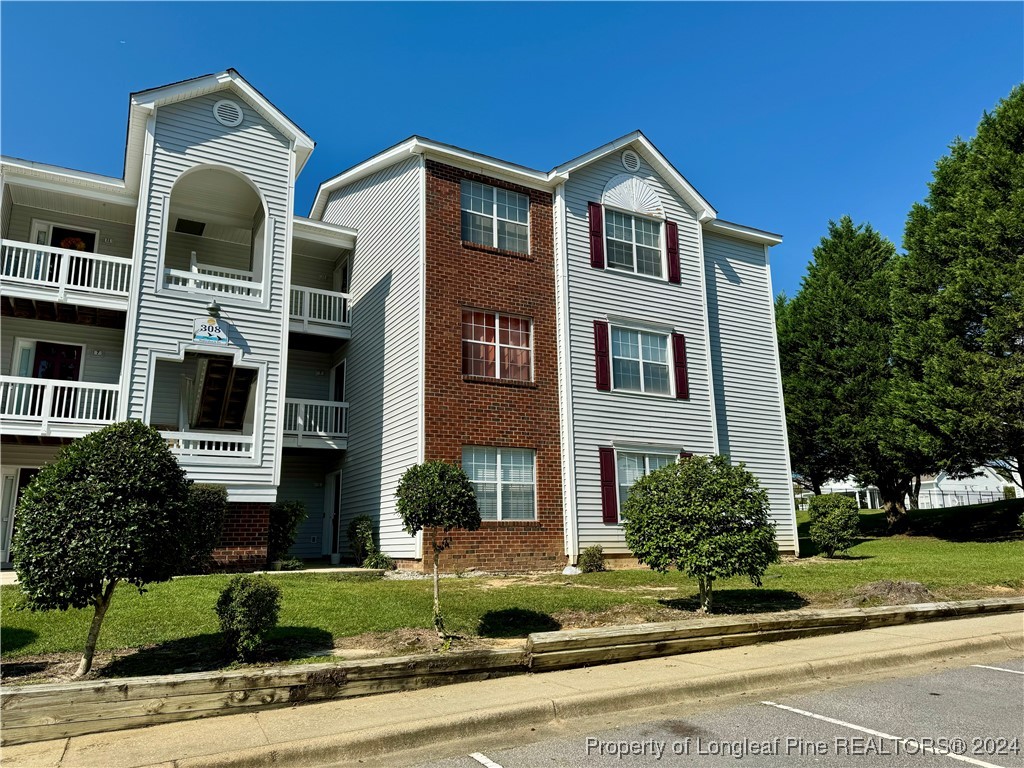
<box><xmin>324</xmin><ymin>470</ymin><xmax>342</xmax><ymax>558</ymax></box>
<box><xmin>1</xmin><ymin>468</ymin><xmax>39</xmax><ymax>566</ymax></box>
<box><xmin>31</xmin><ymin>342</ymin><xmax>82</xmax><ymax>381</ymax></box>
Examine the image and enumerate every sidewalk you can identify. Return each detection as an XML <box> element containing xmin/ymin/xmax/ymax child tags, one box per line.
<box><xmin>5</xmin><ymin>613</ymin><xmax>1022</xmax><ymax>768</ymax></box>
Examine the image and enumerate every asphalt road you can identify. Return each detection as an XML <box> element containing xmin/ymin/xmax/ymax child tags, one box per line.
<box><xmin>414</xmin><ymin>657</ymin><xmax>1024</xmax><ymax>768</ymax></box>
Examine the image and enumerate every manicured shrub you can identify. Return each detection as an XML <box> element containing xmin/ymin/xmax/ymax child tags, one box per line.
<box><xmin>215</xmin><ymin>574</ymin><xmax>282</xmax><ymax>660</ymax></box>
<box><xmin>808</xmin><ymin>494</ymin><xmax>861</xmax><ymax>557</ymax></box>
<box><xmin>347</xmin><ymin>514</ymin><xmax>376</xmax><ymax>564</ymax></box>
<box><xmin>362</xmin><ymin>551</ymin><xmax>396</xmax><ymax>570</ymax></box>
<box><xmin>577</xmin><ymin>545</ymin><xmax>606</xmax><ymax>573</ymax></box>
<box><xmin>180</xmin><ymin>484</ymin><xmax>228</xmax><ymax>574</ymax></box>
<box><xmin>12</xmin><ymin>420</ymin><xmax>191</xmax><ymax>676</ymax></box>
<box><xmin>1005</xmin><ymin>486</ymin><xmax>1018</xmax><ymax>502</ymax></box>
<box><xmin>621</xmin><ymin>454</ymin><xmax>779</xmax><ymax>613</ymax></box>
<box><xmin>396</xmin><ymin>461</ymin><xmax>481</xmax><ymax>637</ymax></box>
<box><xmin>267</xmin><ymin>500</ymin><xmax>306</xmax><ymax>563</ymax></box>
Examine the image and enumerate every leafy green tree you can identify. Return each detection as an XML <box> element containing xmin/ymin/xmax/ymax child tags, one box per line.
<box><xmin>12</xmin><ymin>421</ymin><xmax>191</xmax><ymax>676</ymax></box>
<box><xmin>620</xmin><ymin>455</ymin><xmax>778</xmax><ymax>613</ymax></box>
<box><xmin>894</xmin><ymin>84</ymin><xmax>1024</xmax><ymax>492</ymax></box>
<box><xmin>395</xmin><ymin>461</ymin><xmax>481</xmax><ymax>638</ymax></box>
<box><xmin>779</xmin><ymin>217</ymin><xmax>938</xmax><ymax>529</ymax></box>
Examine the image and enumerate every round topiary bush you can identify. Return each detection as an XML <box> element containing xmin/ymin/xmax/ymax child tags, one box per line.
<box><xmin>215</xmin><ymin>574</ymin><xmax>282</xmax><ymax>661</ymax></box>
<box><xmin>12</xmin><ymin>420</ymin><xmax>192</xmax><ymax>676</ymax></box>
<box><xmin>807</xmin><ymin>494</ymin><xmax>861</xmax><ymax>557</ymax></box>
<box><xmin>621</xmin><ymin>454</ymin><xmax>779</xmax><ymax>613</ymax></box>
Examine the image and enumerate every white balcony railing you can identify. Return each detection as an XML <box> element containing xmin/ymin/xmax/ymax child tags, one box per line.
<box><xmin>282</xmin><ymin>398</ymin><xmax>348</xmax><ymax>441</ymax></box>
<box><xmin>0</xmin><ymin>376</ymin><xmax>119</xmax><ymax>432</ymax></box>
<box><xmin>1</xmin><ymin>240</ymin><xmax>132</xmax><ymax>301</ymax></box>
<box><xmin>162</xmin><ymin>431</ymin><xmax>255</xmax><ymax>459</ymax></box>
<box><xmin>164</xmin><ymin>252</ymin><xmax>263</xmax><ymax>301</ymax></box>
<box><xmin>289</xmin><ymin>286</ymin><xmax>350</xmax><ymax>330</ymax></box>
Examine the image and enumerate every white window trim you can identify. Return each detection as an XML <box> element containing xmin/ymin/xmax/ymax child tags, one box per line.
<box><xmin>609</xmin><ymin>324</ymin><xmax>674</xmax><ymax>398</ymax></box>
<box><xmin>462</xmin><ymin>309</ymin><xmax>535</xmax><ymax>383</ymax></box>
<box><xmin>463</xmin><ymin>446</ymin><xmax>537</xmax><ymax>522</ymax></box>
<box><xmin>614</xmin><ymin>449</ymin><xmax>679</xmax><ymax>523</ymax></box>
<box><xmin>603</xmin><ymin>206</ymin><xmax>665</xmax><ymax>280</ymax></box>
<box><xmin>11</xmin><ymin>337</ymin><xmax>86</xmax><ymax>381</ymax></box>
<box><xmin>460</xmin><ymin>180</ymin><xmax>531</xmax><ymax>255</ymax></box>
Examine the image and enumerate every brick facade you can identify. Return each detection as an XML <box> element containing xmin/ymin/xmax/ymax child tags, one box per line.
<box><xmin>212</xmin><ymin>501</ymin><xmax>270</xmax><ymax>571</ymax></box>
<box><xmin>422</xmin><ymin>159</ymin><xmax>565</xmax><ymax>572</ymax></box>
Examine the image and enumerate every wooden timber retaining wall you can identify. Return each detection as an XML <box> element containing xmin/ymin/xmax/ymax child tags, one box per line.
<box><xmin>3</xmin><ymin>598</ymin><xmax>1022</xmax><ymax>746</ymax></box>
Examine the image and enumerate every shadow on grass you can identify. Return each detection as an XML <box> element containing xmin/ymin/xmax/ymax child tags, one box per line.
<box><xmin>659</xmin><ymin>589</ymin><xmax>809</xmax><ymax>615</ymax></box>
<box><xmin>100</xmin><ymin>626</ymin><xmax>333</xmax><ymax>678</ymax></box>
<box><xmin>0</xmin><ymin>627</ymin><xmax>37</xmax><ymax>654</ymax></box>
<box><xmin>477</xmin><ymin>609</ymin><xmax>561</xmax><ymax>638</ymax></box>
<box><xmin>904</xmin><ymin>500</ymin><xmax>1024</xmax><ymax>543</ymax></box>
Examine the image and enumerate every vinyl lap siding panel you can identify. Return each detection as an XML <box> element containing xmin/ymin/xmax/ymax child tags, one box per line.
<box><xmin>285</xmin><ymin>350</ymin><xmax>332</xmax><ymax>401</ymax></box>
<box><xmin>125</xmin><ymin>92</ymin><xmax>292</xmax><ymax>490</ymax></box>
<box><xmin>704</xmin><ymin>233</ymin><xmax>797</xmax><ymax>553</ymax></box>
<box><xmin>564</xmin><ymin>153</ymin><xmax>718</xmax><ymax>554</ymax></box>
<box><xmin>6</xmin><ymin>205</ymin><xmax>135</xmax><ymax>258</ymax></box>
<box><xmin>1</xmin><ymin>318</ymin><xmax>124</xmax><ymax>383</ymax></box>
<box><xmin>320</xmin><ymin>157</ymin><xmax>421</xmax><ymax>558</ymax></box>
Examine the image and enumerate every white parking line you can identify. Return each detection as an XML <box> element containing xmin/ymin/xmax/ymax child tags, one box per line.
<box><xmin>469</xmin><ymin>753</ymin><xmax>504</xmax><ymax>768</ymax></box>
<box><xmin>761</xmin><ymin>701</ymin><xmax>1006</xmax><ymax>768</ymax></box>
<box><xmin>972</xmin><ymin>664</ymin><xmax>1024</xmax><ymax>676</ymax></box>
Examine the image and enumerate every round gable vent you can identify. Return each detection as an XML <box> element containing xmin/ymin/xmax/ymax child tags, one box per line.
<box><xmin>621</xmin><ymin>149</ymin><xmax>641</xmax><ymax>172</ymax></box>
<box><xmin>213</xmin><ymin>99</ymin><xmax>244</xmax><ymax>127</ymax></box>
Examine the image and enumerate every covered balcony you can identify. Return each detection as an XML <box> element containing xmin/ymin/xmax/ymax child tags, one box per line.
<box><xmin>289</xmin><ymin>218</ymin><xmax>354</xmax><ymax>340</ymax></box>
<box><xmin>282</xmin><ymin>347</ymin><xmax>348</xmax><ymax>450</ymax></box>
<box><xmin>1</xmin><ymin>161</ymin><xmax>137</xmax><ymax>316</ymax></box>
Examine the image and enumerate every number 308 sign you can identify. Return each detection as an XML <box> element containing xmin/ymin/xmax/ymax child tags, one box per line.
<box><xmin>193</xmin><ymin>317</ymin><xmax>229</xmax><ymax>344</ymax></box>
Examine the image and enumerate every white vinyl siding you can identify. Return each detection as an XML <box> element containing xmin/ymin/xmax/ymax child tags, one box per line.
<box><xmin>704</xmin><ymin>232</ymin><xmax>798</xmax><ymax>553</ymax></box>
<box><xmin>462</xmin><ymin>446</ymin><xmax>536</xmax><ymax>521</ymax></box>
<box><xmin>1</xmin><ymin>318</ymin><xmax>124</xmax><ymax>384</ymax></box>
<box><xmin>6</xmin><ymin>205</ymin><xmax>135</xmax><ymax>259</ymax></box>
<box><xmin>460</xmin><ymin>180</ymin><xmax>529</xmax><ymax>254</ymax></box>
<box><xmin>321</xmin><ymin>156</ymin><xmax>422</xmax><ymax>558</ymax></box>
<box><xmin>563</xmin><ymin>150</ymin><xmax>717</xmax><ymax>554</ymax></box>
<box><xmin>124</xmin><ymin>91</ymin><xmax>292</xmax><ymax>489</ymax></box>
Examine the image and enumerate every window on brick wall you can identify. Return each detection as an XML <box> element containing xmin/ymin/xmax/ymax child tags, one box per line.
<box><xmin>462</xmin><ymin>446</ymin><xmax>536</xmax><ymax>521</ymax></box>
<box><xmin>460</xmin><ymin>180</ymin><xmax>530</xmax><ymax>254</ymax></box>
<box><xmin>462</xmin><ymin>309</ymin><xmax>533</xmax><ymax>382</ymax></box>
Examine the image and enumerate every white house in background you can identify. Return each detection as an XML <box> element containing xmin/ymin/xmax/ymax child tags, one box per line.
<box><xmin>820</xmin><ymin>467</ymin><xmax>1018</xmax><ymax>510</ymax></box>
<box><xmin>1</xmin><ymin>69</ymin><xmax>798</xmax><ymax>571</ymax></box>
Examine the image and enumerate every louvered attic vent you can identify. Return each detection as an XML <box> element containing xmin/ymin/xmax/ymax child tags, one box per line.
<box><xmin>213</xmin><ymin>99</ymin><xmax>244</xmax><ymax>127</ymax></box>
<box><xmin>175</xmin><ymin>218</ymin><xmax>206</xmax><ymax>236</ymax></box>
<box><xmin>621</xmin><ymin>150</ymin><xmax>641</xmax><ymax>172</ymax></box>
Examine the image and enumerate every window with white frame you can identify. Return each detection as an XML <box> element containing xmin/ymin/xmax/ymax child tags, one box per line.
<box><xmin>611</xmin><ymin>327</ymin><xmax>671</xmax><ymax>395</ymax></box>
<box><xmin>605</xmin><ymin>209</ymin><xmax>662</xmax><ymax>277</ymax></box>
<box><xmin>617</xmin><ymin>452</ymin><xmax>676</xmax><ymax>509</ymax></box>
<box><xmin>462</xmin><ymin>446</ymin><xmax>536</xmax><ymax>521</ymax></box>
<box><xmin>460</xmin><ymin>180</ymin><xmax>530</xmax><ymax>254</ymax></box>
<box><xmin>461</xmin><ymin>309</ymin><xmax>532</xmax><ymax>381</ymax></box>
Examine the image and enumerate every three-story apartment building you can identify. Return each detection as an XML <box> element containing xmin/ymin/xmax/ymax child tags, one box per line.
<box><xmin>1</xmin><ymin>71</ymin><xmax>796</xmax><ymax>570</ymax></box>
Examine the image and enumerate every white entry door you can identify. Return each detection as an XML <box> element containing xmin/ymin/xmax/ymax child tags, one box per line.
<box><xmin>323</xmin><ymin>470</ymin><xmax>342</xmax><ymax>557</ymax></box>
<box><xmin>1</xmin><ymin>470</ymin><xmax>19</xmax><ymax>565</ymax></box>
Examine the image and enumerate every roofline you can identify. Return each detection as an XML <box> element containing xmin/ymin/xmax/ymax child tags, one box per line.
<box><xmin>293</xmin><ymin>216</ymin><xmax>357</xmax><ymax>249</ymax></box>
<box><xmin>2</xmin><ymin>156</ymin><xmax>129</xmax><ymax>189</ymax></box>
<box><xmin>703</xmin><ymin>218</ymin><xmax>783</xmax><ymax>246</ymax></box>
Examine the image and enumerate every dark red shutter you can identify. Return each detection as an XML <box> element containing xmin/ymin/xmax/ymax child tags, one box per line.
<box><xmin>672</xmin><ymin>332</ymin><xmax>689</xmax><ymax>399</ymax></box>
<box><xmin>599</xmin><ymin>447</ymin><xmax>618</xmax><ymax>524</ymax></box>
<box><xmin>588</xmin><ymin>202</ymin><xmax>605</xmax><ymax>269</ymax></box>
<box><xmin>666</xmin><ymin>220</ymin><xmax>680</xmax><ymax>284</ymax></box>
<box><xmin>594</xmin><ymin>320</ymin><xmax>611</xmax><ymax>391</ymax></box>
<box><xmin>679</xmin><ymin>451</ymin><xmax>694</xmax><ymax>460</ymax></box>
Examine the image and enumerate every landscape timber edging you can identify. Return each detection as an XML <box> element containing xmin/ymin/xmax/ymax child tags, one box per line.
<box><xmin>2</xmin><ymin>597</ymin><xmax>1022</xmax><ymax>746</ymax></box>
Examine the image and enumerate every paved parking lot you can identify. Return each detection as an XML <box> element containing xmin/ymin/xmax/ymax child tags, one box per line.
<box><xmin>416</xmin><ymin>657</ymin><xmax>1024</xmax><ymax>768</ymax></box>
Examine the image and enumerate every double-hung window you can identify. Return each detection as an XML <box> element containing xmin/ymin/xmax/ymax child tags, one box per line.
<box><xmin>462</xmin><ymin>309</ymin><xmax>532</xmax><ymax>381</ymax></box>
<box><xmin>462</xmin><ymin>446</ymin><xmax>536</xmax><ymax>521</ymax></box>
<box><xmin>605</xmin><ymin>209</ymin><xmax>662</xmax><ymax>278</ymax></box>
<box><xmin>611</xmin><ymin>327</ymin><xmax>671</xmax><ymax>395</ymax></box>
<box><xmin>460</xmin><ymin>180</ymin><xmax>530</xmax><ymax>254</ymax></box>
<box><xmin>617</xmin><ymin>452</ymin><xmax>676</xmax><ymax>509</ymax></box>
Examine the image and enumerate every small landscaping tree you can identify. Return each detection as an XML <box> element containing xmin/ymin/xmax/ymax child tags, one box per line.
<box><xmin>807</xmin><ymin>494</ymin><xmax>861</xmax><ymax>557</ymax></box>
<box><xmin>621</xmin><ymin>454</ymin><xmax>779</xmax><ymax>613</ymax></box>
<box><xmin>267</xmin><ymin>500</ymin><xmax>306</xmax><ymax>565</ymax></box>
<box><xmin>215</xmin><ymin>574</ymin><xmax>282</xmax><ymax>660</ymax></box>
<box><xmin>395</xmin><ymin>461</ymin><xmax>481</xmax><ymax>638</ymax></box>
<box><xmin>347</xmin><ymin>514</ymin><xmax>376</xmax><ymax>564</ymax></box>
<box><xmin>12</xmin><ymin>420</ymin><xmax>191</xmax><ymax>677</ymax></box>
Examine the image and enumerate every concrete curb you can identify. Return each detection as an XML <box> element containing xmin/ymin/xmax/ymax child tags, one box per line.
<box><xmin>152</xmin><ymin>629</ymin><xmax>1024</xmax><ymax>768</ymax></box>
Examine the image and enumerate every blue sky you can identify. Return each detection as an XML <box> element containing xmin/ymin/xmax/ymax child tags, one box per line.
<box><xmin>1</xmin><ymin>2</ymin><xmax>1020</xmax><ymax>296</ymax></box>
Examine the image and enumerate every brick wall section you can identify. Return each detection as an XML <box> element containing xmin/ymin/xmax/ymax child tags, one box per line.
<box><xmin>423</xmin><ymin>159</ymin><xmax>565</xmax><ymax>572</ymax></box>
<box><xmin>212</xmin><ymin>502</ymin><xmax>269</xmax><ymax>571</ymax></box>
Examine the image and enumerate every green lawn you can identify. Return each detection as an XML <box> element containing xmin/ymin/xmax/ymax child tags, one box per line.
<box><xmin>2</xmin><ymin>499</ymin><xmax>1021</xmax><ymax>679</ymax></box>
